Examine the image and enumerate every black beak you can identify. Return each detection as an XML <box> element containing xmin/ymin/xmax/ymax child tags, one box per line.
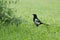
<box><xmin>32</xmin><ymin>14</ymin><xmax>36</xmax><ymax>15</ymax></box>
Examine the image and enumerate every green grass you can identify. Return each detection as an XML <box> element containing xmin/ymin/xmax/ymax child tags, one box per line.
<box><xmin>0</xmin><ymin>0</ymin><xmax>60</xmax><ymax>40</ymax></box>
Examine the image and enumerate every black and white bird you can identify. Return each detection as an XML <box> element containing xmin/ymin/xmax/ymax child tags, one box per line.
<box><xmin>32</xmin><ymin>14</ymin><xmax>49</xmax><ymax>26</ymax></box>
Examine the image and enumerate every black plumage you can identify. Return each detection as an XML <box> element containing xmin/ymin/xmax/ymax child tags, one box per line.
<box><xmin>32</xmin><ymin>14</ymin><xmax>49</xmax><ymax>26</ymax></box>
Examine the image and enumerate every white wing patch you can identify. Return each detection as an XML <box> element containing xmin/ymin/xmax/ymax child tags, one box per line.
<box><xmin>35</xmin><ymin>19</ymin><xmax>40</xmax><ymax>24</ymax></box>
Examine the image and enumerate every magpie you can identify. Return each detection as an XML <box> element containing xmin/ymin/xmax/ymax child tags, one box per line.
<box><xmin>32</xmin><ymin>14</ymin><xmax>49</xmax><ymax>26</ymax></box>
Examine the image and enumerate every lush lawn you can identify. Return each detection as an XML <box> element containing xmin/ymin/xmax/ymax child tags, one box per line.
<box><xmin>0</xmin><ymin>0</ymin><xmax>60</xmax><ymax>40</ymax></box>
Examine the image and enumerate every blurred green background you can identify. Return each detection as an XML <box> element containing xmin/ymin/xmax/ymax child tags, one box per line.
<box><xmin>0</xmin><ymin>0</ymin><xmax>60</xmax><ymax>40</ymax></box>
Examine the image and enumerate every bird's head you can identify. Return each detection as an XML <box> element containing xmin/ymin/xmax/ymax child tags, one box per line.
<box><xmin>32</xmin><ymin>14</ymin><xmax>37</xmax><ymax>18</ymax></box>
<box><xmin>32</xmin><ymin>14</ymin><xmax>37</xmax><ymax>16</ymax></box>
